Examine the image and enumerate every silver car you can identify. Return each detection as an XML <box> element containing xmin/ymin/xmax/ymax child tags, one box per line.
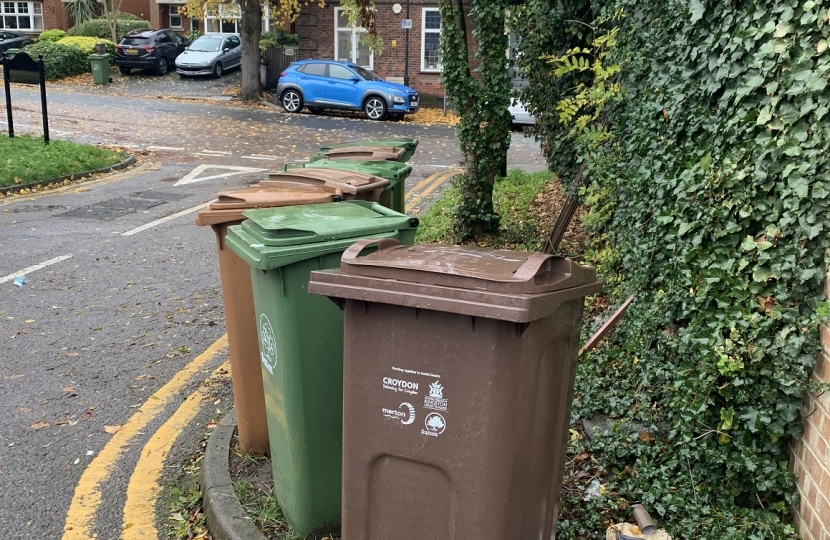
<box><xmin>175</xmin><ymin>33</ymin><xmax>241</xmax><ymax>78</ymax></box>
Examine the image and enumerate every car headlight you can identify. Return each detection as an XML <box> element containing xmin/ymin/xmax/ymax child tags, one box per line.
<box><xmin>389</xmin><ymin>94</ymin><xmax>405</xmax><ymax>104</ymax></box>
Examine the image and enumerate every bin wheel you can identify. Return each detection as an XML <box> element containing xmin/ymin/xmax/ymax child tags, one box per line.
<box><xmin>213</xmin><ymin>62</ymin><xmax>223</xmax><ymax>78</ymax></box>
<box><xmin>281</xmin><ymin>90</ymin><xmax>303</xmax><ymax>113</ymax></box>
<box><xmin>156</xmin><ymin>57</ymin><xmax>169</xmax><ymax>75</ymax></box>
<box><xmin>119</xmin><ymin>66</ymin><xmax>131</xmax><ymax>75</ymax></box>
<box><xmin>364</xmin><ymin>96</ymin><xmax>387</xmax><ymax>120</ymax></box>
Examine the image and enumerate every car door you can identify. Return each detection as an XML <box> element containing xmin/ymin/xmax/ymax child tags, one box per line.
<box><xmin>155</xmin><ymin>31</ymin><xmax>172</xmax><ymax>60</ymax></box>
<box><xmin>167</xmin><ymin>31</ymin><xmax>186</xmax><ymax>59</ymax></box>
<box><xmin>295</xmin><ymin>62</ymin><xmax>330</xmax><ymax>104</ymax></box>
<box><xmin>325</xmin><ymin>64</ymin><xmax>363</xmax><ymax>108</ymax></box>
<box><xmin>223</xmin><ymin>36</ymin><xmax>241</xmax><ymax>69</ymax></box>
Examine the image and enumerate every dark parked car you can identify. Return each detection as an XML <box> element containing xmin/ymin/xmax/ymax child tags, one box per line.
<box><xmin>277</xmin><ymin>59</ymin><xmax>419</xmax><ymax>121</ymax></box>
<box><xmin>115</xmin><ymin>29</ymin><xmax>189</xmax><ymax>75</ymax></box>
<box><xmin>175</xmin><ymin>33</ymin><xmax>241</xmax><ymax>78</ymax></box>
<box><xmin>0</xmin><ymin>31</ymin><xmax>32</xmax><ymax>54</ymax></box>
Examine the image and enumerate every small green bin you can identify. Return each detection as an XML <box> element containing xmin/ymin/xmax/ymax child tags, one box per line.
<box><xmin>88</xmin><ymin>53</ymin><xmax>111</xmax><ymax>84</ymax></box>
<box><xmin>225</xmin><ymin>201</ymin><xmax>419</xmax><ymax>537</ymax></box>
<box><xmin>320</xmin><ymin>137</ymin><xmax>419</xmax><ymax>162</ymax></box>
<box><xmin>285</xmin><ymin>159</ymin><xmax>412</xmax><ymax>214</ymax></box>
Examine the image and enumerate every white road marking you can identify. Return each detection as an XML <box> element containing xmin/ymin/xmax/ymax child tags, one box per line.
<box><xmin>199</xmin><ymin>149</ymin><xmax>232</xmax><ymax>155</ymax></box>
<box><xmin>174</xmin><ymin>164</ymin><xmax>267</xmax><ymax>186</ymax></box>
<box><xmin>241</xmin><ymin>155</ymin><xmax>281</xmax><ymax>161</ymax></box>
<box><xmin>146</xmin><ymin>146</ymin><xmax>184</xmax><ymax>151</ymax></box>
<box><xmin>0</xmin><ymin>255</ymin><xmax>73</xmax><ymax>284</ymax></box>
<box><xmin>120</xmin><ymin>203</ymin><xmax>210</xmax><ymax>237</ymax></box>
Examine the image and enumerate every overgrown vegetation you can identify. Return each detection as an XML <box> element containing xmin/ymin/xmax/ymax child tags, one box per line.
<box><xmin>21</xmin><ymin>41</ymin><xmax>90</xmax><ymax>80</ymax></box>
<box><xmin>57</xmin><ymin>36</ymin><xmax>116</xmax><ymax>56</ymax></box>
<box><xmin>509</xmin><ymin>1</ymin><xmax>830</xmax><ymax>538</ymax></box>
<box><xmin>0</xmin><ymin>135</ymin><xmax>125</xmax><ymax>186</ymax></box>
<box><xmin>67</xmin><ymin>17</ymin><xmax>150</xmax><ymax>42</ymax></box>
<box><xmin>415</xmin><ymin>169</ymin><xmax>552</xmax><ymax>249</ymax></box>
<box><xmin>37</xmin><ymin>29</ymin><xmax>67</xmax><ymax>43</ymax></box>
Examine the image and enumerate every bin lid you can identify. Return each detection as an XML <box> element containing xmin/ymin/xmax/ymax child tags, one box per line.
<box><xmin>339</xmin><ymin>239</ymin><xmax>597</xmax><ymax>294</ymax></box>
<box><xmin>296</xmin><ymin>159</ymin><xmax>412</xmax><ymax>183</ymax></box>
<box><xmin>195</xmin><ymin>185</ymin><xmax>337</xmax><ymax>226</ymax></box>
<box><xmin>239</xmin><ymin>201</ymin><xmax>417</xmax><ymax>248</ymax></box>
<box><xmin>319</xmin><ymin>146</ymin><xmax>406</xmax><ymax>161</ymax></box>
<box><xmin>321</xmin><ymin>137</ymin><xmax>418</xmax><ymax>151</ymax></box>
<box><xmin>262</xmin><ymin>168</ymin><xmax>389</xmax><ymax>194</ymax></box>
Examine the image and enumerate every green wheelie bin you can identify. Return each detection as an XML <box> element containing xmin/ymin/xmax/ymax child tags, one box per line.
<box><xmin>319</xmin><ymin>136</ymin><xmax>419</xmax><ymax>162</ymax></box>
<box><xmin>285</xmin><ymin>159</ymin><xmax>412</xmax><ymax>214</ymax></box>
<box><xmin>225</xmin><ymin>201</ymin><xmax>419</xmax><ymax>537</ymax></box>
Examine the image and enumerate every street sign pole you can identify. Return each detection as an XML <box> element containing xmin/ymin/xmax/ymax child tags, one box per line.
<box><xmin>38</xmin><ymin>55</ymin><xmax>49</xmax><ymax>144</ymax></box>
<box><xmin>2</xmin><ymin>53</ymin><xmax>14</xmax><ymax>138</ymax></box>
<box><xmin>403</xmin><ymin>0</ymin><xmax>410</xmax><ymax>87</ymax></box>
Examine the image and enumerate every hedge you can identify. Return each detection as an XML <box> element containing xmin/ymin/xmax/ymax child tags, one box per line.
<box><xmin>67</xmin><ymin>18</ymin><xmax>150</xmax><ymax>42</ymax></box>
<box><xmin>22</xmin><ymin>41</ymin><xmax>89</xmax><ymax>80</ymax></box>
<box><xmin>57</xmin><ymin>36</ymin><xmax>116</xmax><ymax>56</ymax></box>
<box><xmin>37</xmin><ymin>29</ymin><xmax>67</xmax><ymax>43</ymax></box>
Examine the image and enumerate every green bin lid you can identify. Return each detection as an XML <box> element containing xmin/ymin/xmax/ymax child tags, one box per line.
<box><xmin>320</xmin><ymin>137</ymin><xmax>418</xmax><ymax>151</ymax></box>
<box><xmin>240</xmin><ymin>200</ymin><xmax>416</xmax><ymax>247</ymax></box>
<box><xmin>289</xmin><ymin>159</ymin><xmax>412</xmax><ymax>184</ymax></box>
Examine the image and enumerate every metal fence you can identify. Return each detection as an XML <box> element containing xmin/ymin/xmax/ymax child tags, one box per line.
<box><xmin>263</xmin><ymin>46</ymin><xmax>297</xmax><ymax>89</ymax></box>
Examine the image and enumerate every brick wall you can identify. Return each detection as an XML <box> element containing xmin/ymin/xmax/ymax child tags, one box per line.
<box><xmin>790</xmin><ymin>274</ymin><xmax>830</xmax><ymax>540</ymax></box>
<box><xmin>296</xmin><ymin>0</ymin><xmax>476</xmax><ymax>99</ymax></box>
<box><xmin>42</xmin><ymin>0</ymin><xmax>70</xmax><ymax>32</ymax></box>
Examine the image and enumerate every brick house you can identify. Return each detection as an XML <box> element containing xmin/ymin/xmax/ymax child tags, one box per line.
<box><xmin>296</xmin><ymin>0</ymin><xmax>475</xmax><ymax>99</ymax></box>
<box><xmin>2</xmin><ymin>0</ymin><xmax>153</xmax><ymax>34</ymax></box>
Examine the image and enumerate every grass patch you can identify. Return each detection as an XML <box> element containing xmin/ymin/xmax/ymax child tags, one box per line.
<box><xmin>233</xmin><ymin>476</ymin><xmax>302</xmax><ymax>540</ymax></box>
<box><xmin>0</xmin><ymin>134</ymin><xmax>125</xmax><ymax>187</ymax></box>
<box><xmin>415</xmin><ymin>168</ymin><xmax>553</xmax><ymax>249</ymax></box>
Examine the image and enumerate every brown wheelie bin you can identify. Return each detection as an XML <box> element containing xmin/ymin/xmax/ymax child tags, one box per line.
<box><xmin>308</xmin><ymin>240</ymin><xmax>602</xmax><ymax>540</ymax></box>
<box><xmin>195</xmin><ymin>184</ymin><xmax>345</xmax><ymax>455</ymax></box>
<box><xmin>262</xmin><ymin>168</ymin><xmax>389</xmax><ymax>203</ymax></box>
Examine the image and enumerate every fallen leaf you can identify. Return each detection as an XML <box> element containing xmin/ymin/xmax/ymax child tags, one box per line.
<box><xmin>63</xmin><ymin>386</ymin><xmax>76</xmax><ymax>393</ymax></box>
<box><xmin>104</xmin><ymin>425</ymin><xmax>121</xmax><ymax>434</ymax></box>
<box><xmin>18</xmin><ymin>407</ymin><xmax>34</xmax><ymax>413</ymax></box>
<box><xmin>31</xmin><ymin>421</ymin><xmax>50</xmax><ymax>430</ymax></box>
<box><xmin>25</xmin><ymin>319</ymin><xmax>35</xmax><ymax>324</ymax></box>
<box><xmin>9</xmin><ymin>374</ymin><xmax>24</xmax><ymax>379</ymax></box>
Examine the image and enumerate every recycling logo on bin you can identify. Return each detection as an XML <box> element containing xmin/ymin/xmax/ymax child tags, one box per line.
<box><xmin>422</xmin><ymin>412</ymin><xmax>446</xmax><ymax>437</ymax></box>
<box><xmin>259</xmin><ymin>313</ymin><xmax>277</xmax><ymax>374</ymax></box>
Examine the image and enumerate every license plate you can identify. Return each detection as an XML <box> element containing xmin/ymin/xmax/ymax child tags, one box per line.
<box><xmin>126</xmin><ymin>49</ymin><xmax>138</xmax><ymax>55</ymax></box>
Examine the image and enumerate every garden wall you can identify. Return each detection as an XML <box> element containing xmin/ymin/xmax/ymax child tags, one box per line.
<box><xmin>791</xmin><ymin>273</ymin><xmax>830</xmax><ymax>540</ymax></box>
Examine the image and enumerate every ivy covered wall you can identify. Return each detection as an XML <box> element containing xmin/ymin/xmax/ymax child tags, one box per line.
<box><xmin>512</xmin><ymin>1</ymin><xmax>830</xmax><ymax>538</ymax></box>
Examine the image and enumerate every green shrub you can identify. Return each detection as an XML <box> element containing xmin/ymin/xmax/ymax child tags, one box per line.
<box><xmin>68</xmin><ymin>18</ymin><xmax>149</xmax><ymax>41</ymax></box>
<box><xmin>38</xmin><ymin>29</ymin><xmax>67</xmax><ymax>43</ymax></box>
<box><xmin>22</xmin><ymin>41</ymin><xmax>89</xmax><ymax>80</ymax></box>
<box><xmin>57</xmin><ymin>36</ymin><xmax>115</xmax><ymax>56</ymax></box>
<box><xmin>111</xmin><ymin>11</ymin><xmax>144</xmax><ymax>21</ymax></box>
<box><xmin>184</xmin><ymin>29</ymin><xmax>202</xmax><ymax>42</ymax></box>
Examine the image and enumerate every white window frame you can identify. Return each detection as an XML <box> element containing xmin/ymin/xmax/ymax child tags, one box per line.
<box><xmin>168</xmin><ymin>5</ymin><xmax>182</xmax><ymax>28</ymax></box>
<box><xmin>334</xmin><ymin>6</ymin><xmax>373</xmax><ymax>69</ymax></box>
<box><xmin>0</xmin><ymin>1</ymin><xmax>43</xmax><ymax>31</ymax></box>
<box><xmin>421</xmin><ymin>7</ymin><xmax>441</xmax><ymax>72</ymax></box>
<box><xmin>203</xmin><ymin>3</ymin><xmax>273</xmax><ymax>33</ymax></box>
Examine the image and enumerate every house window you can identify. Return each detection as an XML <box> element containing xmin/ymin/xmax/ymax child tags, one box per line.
<box><xmin>0</xmin><ymin>1</ymin><xmax>43</xmax><ymax>30</ymax></box>
<box><xmin>203</xmin><ymin>3</ymin><xmax>272</xmax><ymax>33</ymax></box>
<box><xmin>190</xmin><ymin>17</ymin><xmax>199</xmax><ymax>32</ymax></box>
<box><xmin>169</xmin><ymin>5</ymin><xmax>182</xmax><ymax>28</ymax></box>
<box><xmin>334</xmin><ymin>7</ymin><xmax>372</xmax><ymax>69</ymax></box>
<box><xmin>421</xmin><ymin>7</ymin><xmax>440</xmax><ymax>72</ymax></box>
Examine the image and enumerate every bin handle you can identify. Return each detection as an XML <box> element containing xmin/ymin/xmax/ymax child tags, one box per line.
<box><xmin>511</xmin><ymin>253</ymin><xmax>562</xmax><ymax>282</ymax></box>
<box><xmin>342</xmin><ymin>238</ymin><xmax>402</xmax><ymax>263</ymax></box>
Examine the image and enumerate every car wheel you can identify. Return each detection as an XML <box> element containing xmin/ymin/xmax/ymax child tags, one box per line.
<box><xmin>308</xmin><ymin>107</ymin><xmax>323</xmax><ymax>114</ymax></box>
<box><xmin>281</xmin><ymin>90</ymin><xmax>303</xmax><ymax>113</ymax></box>
<box><xmin>156</xmin><ymin>57</ymin><xmax>169</xmax><ymax>75</ymax></box>
<box><xmin>364</xmin><ymin>96</ymin><xmax>387</xmax><ymax>121</ymax></box>
<box><xmin>119</xmin><ymin>66</ymin><xmax>131</xmax><ymax>75</ymax></box>
<box><xmin>213</xmin><ymin>62</ymin><xmax>223</xmax><ymax>78</ymax></box>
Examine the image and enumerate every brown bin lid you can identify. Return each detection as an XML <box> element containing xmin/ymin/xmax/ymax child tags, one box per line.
<box><xmin>195</xmin><ymin>185</ymin><xmax>337</xmax><ymax>226</ymax></box>
<box><xmin>321</xmin><ymin>146</ymin><xmax>406</xmax><ymax>161</ymax></box>
<box><xmin>263</xmin><ymin>169</ymin><xmax>388</xmax><ymax>194</ymax></box>
<box><xmin>339</xmin><ymin>239</ymin><xmax>597</xmax><ymax>294</ymax></box>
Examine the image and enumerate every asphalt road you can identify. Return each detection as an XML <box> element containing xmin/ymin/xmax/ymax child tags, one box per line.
<box><xmin>0</xmin><ymin>73</ymin><xmax>545</xmax><ymax>539</ymax></box>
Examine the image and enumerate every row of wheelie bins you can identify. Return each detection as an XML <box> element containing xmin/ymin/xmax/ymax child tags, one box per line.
<box><xmin>196</xmin><ymin>137</ymin><xmax>601</xmax><ymax>539</ymax></box>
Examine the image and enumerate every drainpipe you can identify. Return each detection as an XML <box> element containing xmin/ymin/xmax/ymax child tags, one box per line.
<box><xmin>403</xmin><ymin>0</ymin><xmax>410</xmax><ymax>87</ymax></box>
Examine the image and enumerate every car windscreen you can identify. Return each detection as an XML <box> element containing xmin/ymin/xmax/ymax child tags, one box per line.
<box><xmin>121</xmin><ymin>37</ymin><xmax>150</xmax><ymax>46</ymax></box>
<box><xmin>352</xmin><ymin>66</ymin><xmax>382</xmax><ymax>81</ymax></box>
<box><xmin>190</xmin><ymin>37</ymin><xmax>224</xmax><ymax>52</ymax></box>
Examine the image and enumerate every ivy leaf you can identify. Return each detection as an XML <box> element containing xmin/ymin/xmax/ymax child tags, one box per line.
<box><xmin>741</xmin><ymin>408</ymin><xmax>759</xmax><ymax>433</ymax></box>
<box><xmin>678</xmin><ymin>222</ymin><xmax>694</xmax><ymax>236</ymax></box>
<box><xmin>789</xmin><ymin>177</ymin><xmax>809</xmax><ymax>197</ymax></box>
<box><xmin>753</xmin><ymin>266</ymin><xmax>774</xmax><ymax>282</ymax></box>
<box><xmin>700</xmin><ymin>154</ymin><xmax>713</xmax><ymax>171</ymax></box>
<box><xmin>740</xmin><ymin>236</ymin><xmax>757</xmax><ymax>251</ymax></box>
<box><xmin>774</xmin><ymin>21</ymin><xmax>793</xmax><ymax>37</ymax></box>
<box><xmin>808</xmin><ymin>224</ymin><xmax>823</xmax><ymax>239</ymax></box>
<box><xmin>756</xmin><ymin>106</ymin><xmax>773</xmax><ymax>125</ymax></box>
<box><xmin>689</xmin><ymin>0</ymin><xmax>705</xmax><ymax>24</ymax></box>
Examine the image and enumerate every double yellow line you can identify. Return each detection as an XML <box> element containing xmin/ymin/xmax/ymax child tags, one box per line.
<box><xmin>404</xmin><ymin>168</ymin><xmax>463</xmax><ymax>211</ymax></box>
<box><xmin>62</xmin><ymin>335</ymin><xmax>229</xmax><ymax>540</ymax></box>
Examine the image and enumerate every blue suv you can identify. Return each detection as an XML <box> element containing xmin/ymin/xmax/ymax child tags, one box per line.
<box><xmin>277</xmin><ymin>60</ymin><xmax>419</xmax><ymax>121</ymax></box>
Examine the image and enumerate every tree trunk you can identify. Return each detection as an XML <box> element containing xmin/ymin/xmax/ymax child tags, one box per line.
<box><xmin>239</xmin><ymin>0</ymin><xmax>263</xmax><ymax>101</ymax></box>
